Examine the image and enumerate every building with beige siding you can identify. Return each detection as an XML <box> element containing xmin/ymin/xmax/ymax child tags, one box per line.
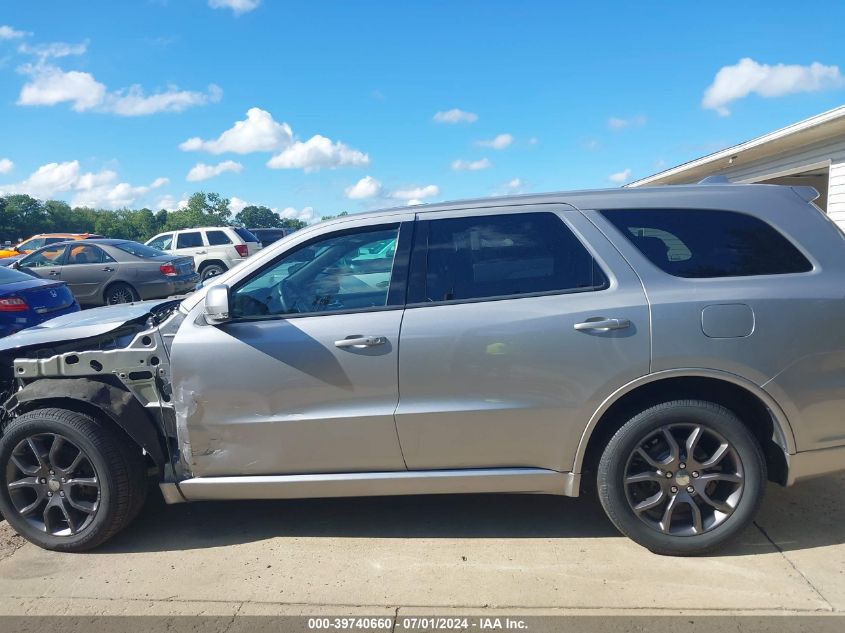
<box><xmin>627</xmin><ymin>105</ymin><xmax>845</xmax><ymax>229</ymax></box>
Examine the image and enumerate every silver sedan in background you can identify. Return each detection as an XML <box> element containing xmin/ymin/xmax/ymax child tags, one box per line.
<box><xmin>11</xmin><ymin>239</ymin><xmax>199</xmax><ymax>306</ymax></box>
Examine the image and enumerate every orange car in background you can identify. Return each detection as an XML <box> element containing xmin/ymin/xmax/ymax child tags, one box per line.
<box><xmin>0</xmin><ymin>233</ymin><xmax>104</xmax><ymax>259</ymax></box>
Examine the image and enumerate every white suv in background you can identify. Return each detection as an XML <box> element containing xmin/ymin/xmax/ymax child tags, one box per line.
<box><xmin>145</xmin><ymin>227</ymin><xmax>262</xmax><ymax>281</ymax></box>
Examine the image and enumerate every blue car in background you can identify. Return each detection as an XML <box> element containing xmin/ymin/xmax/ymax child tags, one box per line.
<box><xmin>0</xmin><ymin>267</ymin><xmax>80</xmax><ymax>337</ymax></box>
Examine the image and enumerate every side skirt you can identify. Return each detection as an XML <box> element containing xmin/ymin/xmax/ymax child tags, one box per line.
<box><xmin>167</xmin><ymin>468</ymin><xmax>580</xmax><ymax>503</ymax></box>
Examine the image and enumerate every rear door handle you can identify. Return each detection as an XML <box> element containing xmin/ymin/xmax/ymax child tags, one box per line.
<box><xmin>102</xmin><ymin>267</ymin><xmax>115</xmax><ymax>272</ymax></box>
<box><xmin>334</xmin><ymin>335</ymin><xmax>387</xmax><ymax>348</ymax></box>
<box><xmin>48</xmin><ymin>270</ymin><xmax>61</xmax><ymax>276</ymax></box>
<box><xmin>574</xmin><ymin>318</ymin><xmax>631</xmax><ymax>331</ymax></box>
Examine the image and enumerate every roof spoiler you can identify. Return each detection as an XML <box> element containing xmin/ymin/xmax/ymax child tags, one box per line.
<box><xmin>792</xmin><ymin>186</ymin><xmax>821</xmax><ymax>202</ymax></box>
<box><xmin>698</xmin><ymin>175</ymin><xmax>732</xmax><ymax>184</ymax></box>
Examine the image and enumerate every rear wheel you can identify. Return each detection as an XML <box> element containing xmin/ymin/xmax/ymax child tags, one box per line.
<box><xmin>104</xmin><ymin>282</ymin><xmax>138</xmax><ymax>305</ymax></box>
<box><xmin>597</xmin><ymin>400</ymin><xmax>766</xmax><ymax>556</ymax></box>
<box><xmin>0</xmin><ymin>408</ymin><xmax>147</xmax><ymax>552</ymax></box>
<box><xmin>200</xmin><ymin>263</ymin><xmax>226</xmax><ymax>280</ymax></box>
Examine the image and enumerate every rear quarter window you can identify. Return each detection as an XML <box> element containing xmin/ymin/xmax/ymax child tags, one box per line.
<box><xmin>206</xmin><ymin>230</ymin><xmax>232</xmax><ymax>246</ymax></box>
<box><xmin>601</xmin><ymin>209</ymin><xmax>812</xmax><ymax>278</ymax></box>
<box><xmin>233</xmin><ymin>227</ymin><xmax>259</xmax><ymax>243</ymax></box>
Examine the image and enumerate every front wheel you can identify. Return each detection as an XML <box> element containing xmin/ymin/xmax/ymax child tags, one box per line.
<box><xmin>597</xmin><ymin>400</ymin><xmax>766</xmax><ymax>556</ymax></box>
<box><xmin>0</xmin><ymin>408</ymin><xmax>147</xmax><ymax>552</ymax></box>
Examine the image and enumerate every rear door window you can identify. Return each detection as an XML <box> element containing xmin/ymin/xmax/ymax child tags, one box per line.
<box><xmin>66</xmin><ymin>245</ymin><xmax>115</xmax><ymax>265</ymax></box>
<box><xmin>417</xmin><ymin>211</ymin><xmax>607</xmax><ymax>303</ymax></box>
<box><xmin>206</xmin><ymin>230</ymin><xmax>232</xmax><ymax>246</ymax></box>
<box><xmin>177</xmin><ymin>231</ymin><xmax>204</xmax><ymax>249</ymax></box>
<box><xmin>601</xmin><ymin>209</ymin><xmax>813</xmax><ymax>278</ymax></box>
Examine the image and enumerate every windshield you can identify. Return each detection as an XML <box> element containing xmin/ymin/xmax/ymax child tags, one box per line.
<box><xmin>113</xmin><ymin>241</ymin><xmax>167</xmax><ymax>258</ymax></box>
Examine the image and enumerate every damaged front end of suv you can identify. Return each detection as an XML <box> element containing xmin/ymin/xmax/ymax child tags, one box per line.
<box><xmin>0</xmin><ymin>300</ymin><xmax>190</xmax><ymax>549</ymax></box>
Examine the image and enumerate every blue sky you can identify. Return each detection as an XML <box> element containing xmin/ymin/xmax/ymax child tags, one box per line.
<box><xmin>1</xmin><ymin>0</ymin><xmax>844</xmax><ymax>223</ymax></box>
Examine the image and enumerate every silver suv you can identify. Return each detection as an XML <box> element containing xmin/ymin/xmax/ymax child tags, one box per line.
<box><xmin>1</xmin><ymin>182</ymin><xmax>844</xmax><ymax>555</ymax></box>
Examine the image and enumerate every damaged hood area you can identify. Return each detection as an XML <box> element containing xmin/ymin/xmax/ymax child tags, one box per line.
<box><xmin>0</xmin><ymin>299</ymin><xmax>182</xmax><ymax>355</ymax></box>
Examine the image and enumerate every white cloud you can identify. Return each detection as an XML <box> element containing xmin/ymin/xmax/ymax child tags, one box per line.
<box><xmin>16</xmin><ymin>62</ymin><xmax>221</xmax><ymax>116</ymax></box>
<box><xmin>267</xmin><ymin>135</ymin><xmax>369</xmax><ymax>172</ymax></box>
<box><xmin>155</xmin><ymin>195</ymin><xmax>189</xmax><ymax>212</ymax></box>
<box><xmin>186</xmin><ymin>160</ymin><xmax>244</xmax><ymax>182</ymax></box>
<box><xmin>476</xmin><ymin>133</ymin><xmax>513</xmax><ymax>149</ymax></box>
<box><xmin>702</xmin><ymin>58</ymin><xmax>845</xmax><ymax>116</ymax></box>
<box><xmin>451</xmin><ymin>158</ymin><xmax>492</xmax><ymax>171</ymax></box>
<box><xmin>582</xmin><ymin>138</ymin><xmax>601</xmax><ymax>151</ymax></box>
<box><xmin>391</xmin><ymin>185</ymin><xmax>439</xmax><ymax>201</ymax></box>
<box><xmin>433</xmin><ymin>108</ymin><xmax>478</xmax><ymax>124</ymax></box>
<box><xmin>18</xmin><ymin>40</ymin><xmax>88</xmax><ymax>60</ymax></box>
<box><xmin>0</xmin><ymin>160</ymin><xmax>168</xmax><ymax>208</ymax></box>
<box><xmin>608</xmin><ymin>115</ymin><xmax>646</xmax><ymax>130</ymax></box>
<box><xmin>209</xmin><ymin>0</ymin><xmax>261</xmax><ymax>14</ymax></box>
<box><xmin>0</xmin><ymin>25</ymin><xmax>29</xmax><ymax>40</ymax></box>
<box><xmin>0</xmin><ymin>159</ymin><xmax>13</xmax><ymax>174</ymax></box>
<box><xmin>280</xmin><ymin>206</ymin><xmax>317</xmax><ymax>223</ymax></box>
<box><xmin>503</xmin><ymin>178</ymin><xmax>524</xmax><ymax>192</ymax></box>
<box><xmin>106</xmin><ymin>83</ymin><xmax>221</xmax><ymax>116</ymax></box>
<box><xmin>608</xmin><ymin>168</ymin><xmax>632</xmax><ymax>184</ymax></box>
<box><xmin>17</xmin><ymin>64</ymin><xmax>106</xmax><ymax>111</ymax></box>
<box><xmin>180</xmin><ymin>108</ymin><xmax>293</xmax><ymax>154</ymax></box>
<box><xmin>229</xmin><ymin>196</ymin><xmax>251</xmax><ymax>215</ymax></box>
<box><xmin>345</xmin><ymin>175</ymin><xmax>383</xmax><ymax>199</ymax></box>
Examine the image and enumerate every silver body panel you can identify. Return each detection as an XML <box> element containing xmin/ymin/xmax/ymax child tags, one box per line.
<box><xmin>6</xmin><ymin>183</ymin><xmax>845</xmax><ymax>501</ymax></box>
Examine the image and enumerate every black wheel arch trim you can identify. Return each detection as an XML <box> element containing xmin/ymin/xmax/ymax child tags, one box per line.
<box><xmin>574</xmin><ymin>368</ymin><xmax>796</xmax><ymax>474</ymax></box>
<box><xmin>4</xmin><ymin>377</ymin><xmax>166</xmax><ymax>469</ymax></box>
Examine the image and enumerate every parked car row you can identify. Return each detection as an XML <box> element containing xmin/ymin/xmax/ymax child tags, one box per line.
<box><xmin>0</xmin><ymin>225</ymin><xmax>292</xmax><ymax>336</ymax></box>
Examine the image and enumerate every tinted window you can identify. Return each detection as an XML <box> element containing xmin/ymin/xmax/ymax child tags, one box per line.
<box><xmin>66</xmin><ymin>244</ymin><xmax>114</xmax><ymax>265</ymax></box>
<box><xmin>231</xmin><ymin>225</ymin><xmax>399</xmax><ymax>318</ymax></box>
<box><xmin>44</xmin><ymin>237</ymin><xmax>66</xmax><ymax>245</ymax></box>
<box><xmin>206</xmin><ymin>230</ymin><xmax>232</xmax><ymax>246</ymax></box>
<box><xmin>234</xmin><ymin>227</ymin><xmax>259</xmax><ymax>243</ymax></box>
<box><xmin>601</xmin><ymin>209</ymin><xmax>813</xmax><ymax>278</ymax></box>
<box><xmin>421</xmin><ymin>212</ymin><xmax>607</xmax><ymax>302</ymax></box>
<box><xmin>251</xmin><ymin>228</ymin><xmax>287</xmax><ymax>245</ymax></box>
<box><xmin>177</xmin><ymin>232</ymin><xmax>204</xmax><ymax>248</ymax></box>
<box><xmin>19</xmin><ymin>244</ymin><xmax>66</xmax><ymax>268</ymax></box>
<box><xmin>113</xmin><ymin>241</ymin><xmax>167</xmax><ymax>258</ymax></box>
<box><xmin>147</xmin><ymin>234</ymin><xmax>173</xmax><ymax>250</ymax></box>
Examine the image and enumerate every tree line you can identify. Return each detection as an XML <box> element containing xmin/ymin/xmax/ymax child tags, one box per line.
<box><xmin>0</xmin><ymin>191</ymin><xmax>310</xmax><ymax>244</ymax></box>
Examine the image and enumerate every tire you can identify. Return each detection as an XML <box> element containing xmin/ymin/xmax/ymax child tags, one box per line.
<box><xmin>104</xmin><ymin>282</ymin><xmax>138</xmax><ymax>305</ymax></box>
<box><xmin>199</xmin><ymin>263</ymin><xmax>226</xmax><ymax>281</ymax></box>
<box><xmin>0</xmin><ymin>408</ymin><xmax>147</xmax><ymax>552</ymax></box>
<box><xmin>597</xmin><ymin>400</ymin><xmax>766</xmax><ymax>556</ymax></box>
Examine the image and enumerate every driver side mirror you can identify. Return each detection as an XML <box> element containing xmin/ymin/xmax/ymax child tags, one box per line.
<box><xmin>203</xmin><ymin>285</ymin><xmax>231</xmax><ymax>324</ymax></box>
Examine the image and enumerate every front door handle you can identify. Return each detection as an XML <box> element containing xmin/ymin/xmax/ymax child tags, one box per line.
<box><xmin>48</xmin><ymin>270</ymin><xmax>61</xmax><ymax>276</ymax></box>
<box><xmin>574</xmin><ymin>318</ymin><xmax>631</xmax><ymax>331</ymax></box>
<box><xmin>334</xmin><ymin>335</ymin><xmax>387</xmax><ymax>348</ymax></box>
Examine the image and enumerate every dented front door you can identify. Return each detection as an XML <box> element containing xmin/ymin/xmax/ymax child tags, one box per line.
<box><xmin>168</xmin><ymin>220</ymin><xmax>412</xmax><ymax>478</ymax></box>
